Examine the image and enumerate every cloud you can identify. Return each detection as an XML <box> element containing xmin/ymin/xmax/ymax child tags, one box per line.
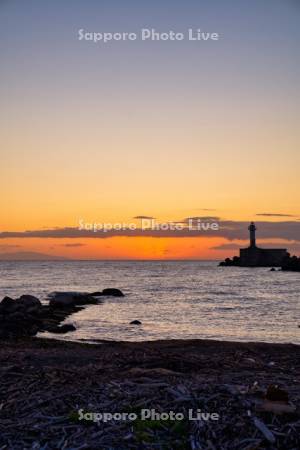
<box><xmin>133</xmin><ymin>216</ymin><xmax>156</xmax><ymax>220</ymax></box>
<box><xmin>212</xmin><ymin>240</ymin><xmax>300</xmax><ymax>253</ymax></box>
<box><xmin>211</xmin><ymin>243</ymin><xmax>243</xmax><ymax>250</ymax></box>
<box><xmin>183</xmin><ymin>216</ymin><xmax>220</xmax><ymax>222</ymax></box>
<box><xmin>0</xmin><ymin>244</ymin><xmax>22</xmax><ymax>250</ymax></box>
<box><xmin>60</xmin><ymin>243</ymin><xmax>86</xmax><ymax>248</ymax></box>
<box><xmin>0</xmin><ymin>252</ymin><xmax>68</xmax><ymax>261</ymax></box>
<box><xmin>256</xmin><ymin>213</ymin><xmax>296</xmax><ymax>218</ymax></box>
<box><xmin>0</xmin><ymin>221</ymin><xmax>300</xmax><ymax>242</ymax></box>
<box><xmin>198</xmin><ymin>208</ymin><xmax>217</xmax><ymax>211</ymax></box>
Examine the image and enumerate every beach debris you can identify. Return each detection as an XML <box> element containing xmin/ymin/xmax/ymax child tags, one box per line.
<box><xmin>130</xmin><ymin>320</ymin><xmax>142</xmax><ymax>325</ymax></box>
<box><xmin>253</xmin><ymin>384</ymin><xmax>297</xmax><ymax>415</ymax></box>
<box><xmin>244</xmin><ymin>357</ymin><xmax>256</xmax><ymax>365</ymax></box>
<box><xmin>253</xmin><ymin>417</ymin><xmax>276</xmax><ymax>443</ymax></box>
<box><xmin>127</xmin><ymin>367</ymin><xmax>183</xmax><ymax>377</ymax></box>
<box><xmin>258</xmin><ymin>399</ymin><xmax>296</xmax><ymax>415</ymax></box>
<box><xmin>266</xmin><ymin>385</ymin><xmax>289</xmax><ymax>402</ymax></box>
<box><xmin>0</xmin><ymin>339</ymin><xmax>299</xmax><ymax>448</ymax></box>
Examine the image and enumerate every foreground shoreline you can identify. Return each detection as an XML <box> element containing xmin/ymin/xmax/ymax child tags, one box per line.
<box><xmin>1</xmin><ymin>337</ymin><xmax>299</xmax><ymax>449</ymax></box>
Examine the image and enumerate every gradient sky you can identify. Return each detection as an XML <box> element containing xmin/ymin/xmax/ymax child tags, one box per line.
<box><xmin>1</xmin><ymin>0</ymin><xmax>299</xmax><ymax>259</ymax></box>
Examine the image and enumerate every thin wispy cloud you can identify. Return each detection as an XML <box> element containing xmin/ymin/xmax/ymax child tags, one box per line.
<box><xmin>211</xmin><ymin>243</ymin><xmax>244</xmax><ymax>250</ymax></box>
<box><xmin>60</xmin><ymin>243</ymin><xmax>86</xmax><ymax>247</ymax></box>
<box><xmin>133</xmin><ymin>216</ymin><xmax>156</xmax><ymax>220</ymax></box>
<box><xmin>0</xmin><ymin>244</ymin><xmax>22</xmax><ymax>250</ymax></box>
<box><xmin>256</xmin><ymin>213</ymin><xmax>296</xmax><ymax>218</ymax></box>
<box><xmin>183</xmin><ymin>216</ymin><xmax>221</xmax><ymax>222</ymax></box>
<box><xmin>198</xmin><ymin>208</ymin><xmax>217</xmax><ymax>211</ymax></box>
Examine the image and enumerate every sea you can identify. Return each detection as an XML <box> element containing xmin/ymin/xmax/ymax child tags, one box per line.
<box><xmin>0</xmin><ymin>260</ymin><xmax>299</xmax><ymax>344</ymax></box>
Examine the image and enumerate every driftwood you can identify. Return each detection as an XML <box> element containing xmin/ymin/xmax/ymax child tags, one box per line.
<box><xmin>0</xmin><ymin>338</ymin><xmax>299</xmax><ymax>449</ymax></box>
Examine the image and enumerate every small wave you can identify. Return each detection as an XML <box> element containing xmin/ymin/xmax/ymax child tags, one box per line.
<box><xmin>209</xmin><ymin>291</ymin><xmax>239</xmax><ymax>296</ymax></box>
<box><xmin>214</xmin><ymin>307</ymin><xmax>235</xmax><ymax>311</ymax></box>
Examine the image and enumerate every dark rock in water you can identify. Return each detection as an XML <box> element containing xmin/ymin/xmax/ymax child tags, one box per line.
<box><xmin>101</xmin><ymin>288</ymin><xmax>124</xmax><ymax>297</ymax></box>
<box><xmin>0</xmin><ymin>292</ymin><xmax>81</xmax><ymax>338</ymax></box>
<box><xmin>49</xmin><ymin>295</ymin><xmax>76</xmax><ymax>308</ymax></box>
<box><xmin>47</xmin><ymin>323</ymin><xmax>76</xmax><ymax>334</ymax></box>
<box><xmin>0</xmin><ymin>295</ymin><xmax>42</xmax><ymax>315</ymax></box>
<box><xmin>0</xmin><ymin>290</ymin><xmax>97</xmax><ymax>339</ymax></box>
<box><xmin>219</xmin><ymin>256</ymin><xmax>240</xmax><ymax>267</ymax></box>
<box><xmin>7</xmin><ymin>311</ymin><xmax>27</xmax><ymax>322</ymax></box>
<box><xmin>281</xmin><ymin>255</ymin><xmax>300</xmax><ymax>272</ymax></box>
<box><xmin>90</xmin><ymin>288</ymin><xmax>124</xmax><ymax>297</ymax></box>
<box><xmin>49</xmin><ymin>292</ymin><xmax>98</xmax><ymax>308</ymax></box>
<box><xmin>0</xmin><ymin>297</ymin><xmax>17</xmax><ymax>313</ymax></box>
<box><xmin>130</xmin><ymin>320</ymin><xmax>142</xmax><ymax>325</ymax></box>
<box><xmin>270</xmin><ymin>268</ymin><xmax>276</xmax><ymax>271</ymax></box>
<box><xmin>18</xmin><ymin>295</ymin><xmax>41</xmax><ymax>308</ymax></box>
<box><xmin>26</xmin><ymin>305</ymin><xmax>43</xmax><ymax>315</ymax></box>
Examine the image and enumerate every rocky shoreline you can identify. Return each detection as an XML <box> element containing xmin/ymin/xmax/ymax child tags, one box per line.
<box><xmin>0</xmin><ymin>337</ymin><xmax>299</xmax><ymax>449</ymax></box>
<box><xmin>219</xmin><ymin>254</ymin><xmax>300</xmax><ymax>271</ymax></box>
<box><xmin>0</xmin><ymin>289</ymin><xmax>124</xmax><ymax>338</ymax></box>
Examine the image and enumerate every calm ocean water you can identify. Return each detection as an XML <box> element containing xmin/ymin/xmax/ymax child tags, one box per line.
<box><xmin>0</xmin><ymin>261</ymin><xmax>299</xmax><ymax>344</ymax></box>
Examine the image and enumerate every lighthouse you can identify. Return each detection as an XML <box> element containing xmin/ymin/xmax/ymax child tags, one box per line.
<box><xmin>220</xmin><ymin>222</ymin><xmax>288</xmax><ymax>267</ymax></box>
<box><xmin>248</xmin><ymin>222</ymin><xmax>257</xmax><ymax>248</ymax></box>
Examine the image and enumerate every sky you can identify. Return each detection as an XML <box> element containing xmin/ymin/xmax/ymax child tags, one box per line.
<box><xmin>0</xmin><ymin>0</ymin><xmax>299</xmax><ymax>259</ymax></box>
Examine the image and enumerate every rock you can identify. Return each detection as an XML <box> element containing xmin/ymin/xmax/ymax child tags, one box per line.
<box><xmin>28</xmin><ymin>325</ymin><xmax>40</xmax><ymax>336</ymax></box>
<box><xmin>0</xmin><ymin>296</ymin><xmax>17</xmax><ymax>313</ymax></box>
<box><xmin>0</xmin><ymin>295</ymin><xmax>46</xmax><ymax>337</ymax></box>
<box><xmin>281</xmin><ymin>254</ymin><xmax>300</xmax><ymax>271</ymax></box>
<box><xmin>49</xmin><ymin>295</ymin><xmax>76</xmax><ymax>308</ymax></box>
<box><xmin>26</xmin><ymin>306</ymin><xmax>42</xmax><ymax>315</ymax></box>
<box><xmin>90</xmin><ymin>288</ymin><xmax>124</xmax><ymax>297</ymax></box>
<box><xmin>8</xmin><ymin>311</ymin><xmax>26</xmax><ymax>321</ymax></box>
<box><xmin>101</xmin><ymin>288</ymin><xmax>124</xmax><ymax>297</ymax></box>
<box><xmin>219</xmin><ymin>256</ymin><xmax>240</xmax><ymax>267</ymax></box>
<box><xmin>49</xmin><ymin>292</ymin><xmax>97</xmax><ymax>308</ymax></box>
<box><xmin>4</xmin><ymin>317</ymin><xmax>27</xmax><ymax>336</ymax></box>
<box><xmin>0</xmin><ymin>292</ymin><xmax>81</xmax><ymax>338</ymax></box>
<box><xmin>47</xmin><ymin>324</ymin><xmax>76</xmax><ymax>334</ymax></box>
<box><xmin>18</xmin><ymin>295</ymin><xmax>42</xmax><ymax>309</ymax></box>
<box><xmin>130</xmin><ymin>320</ymin><xmax>142</xmax><ymax>325</ymax></box>
<box><xmin>270</xmin><ymin>267</ymin><xmax>276</xmax><ymax>271</ymax></box>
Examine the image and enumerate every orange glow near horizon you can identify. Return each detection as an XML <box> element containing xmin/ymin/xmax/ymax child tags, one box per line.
<box><xmin>0</xmin><ymin>236</ymin><xmax>234</xmax><ymax>260</ymax></box>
